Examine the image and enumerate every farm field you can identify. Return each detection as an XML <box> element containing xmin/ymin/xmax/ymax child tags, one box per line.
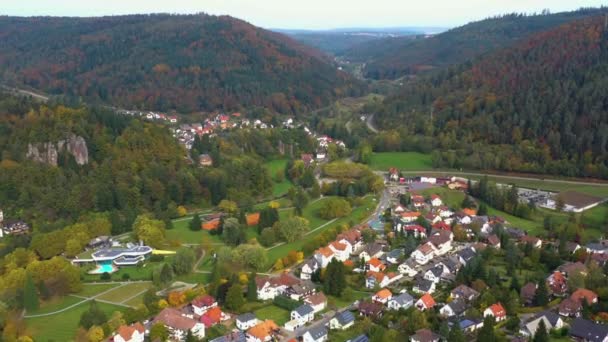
<box><xmin>26</xmin><ymin>301</ymin><xmax>123</xmax><ymax>342</ymax></box>
<box><xmin>369</xmin><ymin>152</ymin><xmax>433</xmax><ymax>171</ymax></box>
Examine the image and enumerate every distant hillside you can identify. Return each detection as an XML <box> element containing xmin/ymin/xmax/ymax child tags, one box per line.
<box><xmin>278</xmin><ymin>28</ymin><xmax>426</xmax><ymax>55</ymax></box>
<box><xmin>374</xmin><ymin>15</ymin><xmax>608</xmax><ymax>178</ymax></box>
<box><xmin>344</xmin><ymin>8</ymin><xmax>607</xmax><ymax>79</ymax></box>
<box><xmin>0</xmin><ymin>14</ymin><xmax>363</xmax><ymax>113</ymax></box>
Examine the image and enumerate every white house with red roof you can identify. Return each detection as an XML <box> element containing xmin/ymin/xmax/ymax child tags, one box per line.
<box><xmin>328</xmin><ymin>241</ymin><xmax>350</xmax><ymax>261</ymax></box>
<box><xmin>430</xmin><ymin>195</ymin><xmax>443</xmax><ymax>207</ymax></box>
<box><xmin>403</xmin><ymin>224</ymin><xmax>427</xmax><ymax>239</ymax></box>
<box><xmin>255</xmin><ymin>273</ymin><xmax>301</xmax><ymax>301</ymax></box>
<box><xmin>366</xmin><ymin>258</ymin><xmax>386</xmax><ymax>273</ymax></box>
<box><xmin>152</xmin><ymin>308</ymin><xmax>205</xmax><ymax>341</ymax></box>
<box><xmin>400</xmin><ymin>212</ymin><xmax>422</xmax><ymax>223</ymax></box>
<box><xmin>113</xmin><ymin>323</ymin><xmax>145</xmax><ymax>342</ymax></box>
<box><xmin>411</xmin><ymin>242</ymin><xmax>437</xmax><ymax>265</ymax></box>
<box><xmin>191</xmin><ymin>295</ymin><xmax>218</xmax><ymax>316</ymax></box>
<box><xmin>336</xmin><ymin>229</ymin><xmax>363</xmax><ymax>252</ymax></box>
<box><xmin>372</xmin><ymin>289</ymin><xmax>393</xmax><ymax>305</ymax></box>
<box><xmin>415</xmin><ymin>293</ymin><xmax>436</xmax><ymax>311</ymax></box>
<box><xmin>314</xmin><ymin>247</ymin><xmax>335</xmax><ymax>268</ymax></box>
<box><xmin>484</xmin><ymin>303</ymin><xmax>507</xmax><ymax>322</ymax></box>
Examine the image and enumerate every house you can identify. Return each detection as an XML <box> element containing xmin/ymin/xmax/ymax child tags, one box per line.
<box><xmin>453</xmin><ymin>318</ymin><xmax>483</xmax><ymax>333</ymax></box>
<box><xmin>2</xmin><ymin>220</ymin><xmax>30</xmax><ymax>236</ymax></box>
<box><xmin>287</xmin><ymin>281</ymin><xmax>316</xmax><ymax>301</ymax></box>
<box><xmin>450</xmin><ymin>284</ymin><xmax>479</xmax><ymax>302</ymax></box>
<box><xmin>432</xmin><ymin>221</ymin><xmax>451</xmax><ymax>232</ymax></box>
<box><xmin>367</xmin><ymin>258</ymin><xmax>386</xmax><ymax>273</ymax></box>
<box><xmin>113</xmin><ymin>323</ymin><xmax>145</xmax><ymax>342</ymax></box>
<box><xmin>301</xmin><ymin>154</ymin><xmax>314</xmax><ymax>168</ymax></box>
<box><xmin>314</xmin><ymin>247</ymin><xmax>335</xmax><ymax>268</ymax></box>
<box><xmin>236</xmin><ymin>313</ymin><xmax>259</xmax><ymax>331</ymax></box>
<box><xmin>329</xmin><ymin>241</ymin><xmax>350</xmax><ymax>262</ymax></box>
<box><xmin>358</xmin><ymin>301</ymin><xmax>384</xmax><ymax>319</ymax></box>
<box><xmin>153</xmin><ymin>308</ymin><xmax>205</xmax><ymax>341</ymax></box>
<box><xmin>337</xmin><ymin>229</ymin><xmax>364</xmax><ymax>252</ymax></box>
<box><xmin>415</xmin><ymin>293</ymin><xmax>436</xmax><ymax>311</ymax></box>
<box><xmin>566</xmin><ymin>242</ymin><xmax>581</xmax><ymax>254</ymax></box>
<box><xmin>423</xmin><ymin>266</ymin><xmax>444</xmax><ymax>284</ymax></box>
<box><xmin>198</xmin><ymin>154</ymin><xmax>213</xmax><ymax>167</ymax></box>
<box><xmin>558</xmin><ymin>262</ymin><xmax>588</xmax><ymax>278</ymax></box>
<box><xmin>388</xmin><ymin>167</ymin><xmax>399</xmax><ymax>181</ymax></box>
<box><xmin>520</xmin><ymin>282</ymin><xmax>538</xmax><ymax>306</ymax></box>
<box><xmin>403</xmin><ymin>224</ymin><xmax>427</xmax><ymax>238</ymax></box>
<box><xmin>430</xmin><ymin>195</ymin><xmax>443</xmax><ymax>207</ymax></box>
<box><xmin>486</xmin><ymin>234</ymin><xmax>501</xmax><ymax>248</ymax></box>
<box><xmin>483</xmin><ymin>303</ymin><xmax>507</xmax><ymax>322</ymax></box>
<box><xmin>559</xmin><ymin>298</ymin><xmax>582</xmax><ymax>317</ymax></box>
<box><xmin>398</xmin><ymin>259</ymin><xmax>419</xmax><ymax>277</ymax></box>
<box><xmin>347</xmin><ymin>335</ymin><xmax>369</xmax><ymax>342</ymax></box>
<box><xmin>386</xmin><ymin>249</ymin><xmax>403</xmax><ymax>264</ymax></box>
<box><xmin>300</xmin><ymin>259</ymin><xmax>319</xmax><ymax>280</ymax></box>
<box><xmin>410</xmin><ymin>329</ymin><xmax>441</xmax><ymax>342</ymax></box>
<box><xmin>413</xmin><ymin>278</ymin><xmax>436</xmax><ymax>294</ymax></box>
<box><xmin>359</xmin><ymin>243</ymin><xmax>385</xmax><ymax>262</ymax></box>
<box><xmin>456</xmin><ymin>247</ymin><xmax>477</xmax><ymax>266</ymax></box>
<box><xmin>366</xmin><ymin>271</ymin><xmax>402</xmax><ymax>289</ymax></box>
<box><xmin>569</xmin><ymin>318</ymin><xmax>608</xmax><ymax>342</ymax></box>
<box><xmin>372</xmin><ymin>288</ymin><xmax>393</xmax><ymax>305</ymax></box>
<box><xmin>291</xmin><ymin>304</ymin><xmax>315</xmax><ymax>326</ymax></box>
<box><xmin>300</xmin><ymin>326</ymin><xmax>328</xmax><ymax>342</ymax></box>
<box><xmin>520</xmin><ymin>235</ymin><xmax>542</xmax><ymax>249</ymax></box>
<box><xmin>88</xmin><ymin>236</ymin><xmax>111</xmax><ymax>249</ymax></box>
<box><xmin>209</xmin><ymin>331</ymin><xmax>246</xmax><ymax>342</ymax></box>
<box><xmin>411</xmin><ymin>242</ymin><xmax>436</xmax><ymax>265</ymax></box>
<box><xmin>247</xmin><ymin>320</ymin><xmax>280</xmax><ymax>342</ymax></box>
<box><xmin>520</xmin><ymin>311</ymin><xmax>564</xmax><ymax>336</ymax></box>
<box><xmin>200</xmin><ymin>307</ymin><xmax>228</xmax><ymax>328</ymax></box>
<box><xmin>428</xmin><ymin>230</ymin><xmax>453</xmax><ymax>255</ymax></box>
<box><xmin>191</xmin><ymin>295</ymin><xmax>218</xmax><ymax>316</ymax></box>
<box><xmin>547</xmin><ymin>271</ymin><xmax>568</xmax><ymax>296</ymax></box>
<box><xmin>330</xmin><ymin>311</ymin><xmax>355</xmax><ymax>330</ymax></box>
<box><xmin>439</xmin><ymin>256</ymin><xmax>462</xmax><ymax>276</ymax></box>
<box><xmin>411</xmin><ymin>195</ymin><xmax>426</xmax><ymax>208</ymax></box>
<box><xmin>439</xmin><ymin>299</ymin><xmax>467</xmax><ymax>317</ymax></box>
<box><xmin>387</xmin><ymin>292</ymin><xmax>413</xmax><ymax>311</ymax></box>
<box><xmin>571</xmin><ymin>288</ymin><xmax>599</xmax><ymax>305</ymax></box>
<box><xmin>255</xmin><ymin>273</ymin><xmax>300</xmax><ymax>301</ymax></box>
<box><xmin>400</xmin><ymin>211</ymin><xmax>422</xmax><ymax>224</ymax></box>
<box><xmin>304</xmin><ymin>292</ymin><xmax>327</xmax><ymax>313</ymax></box>
<box><xmin>316</xmin><ymin>149</ymin><xmax>326</xmax><ymax>161</ymax></box>
<box><xmin>393</xmin><ymin>204</ymin><xmax>406</xmax><ymax>214</ymax></box>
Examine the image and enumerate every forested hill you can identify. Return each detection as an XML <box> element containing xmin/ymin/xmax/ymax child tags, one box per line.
<box><xmin>344</xmin><ymin>8</ymin><xmax>607</xmax><ymax>79</ymax></box>
<box><xmin>373</xmin><ymin>15</ymin><xmax>608</xmax><ymax>179</ymax></box>
<box><xmin>0</xmin><ymin>14</ymin><xmax>362</xmax><ymax>113</ymax></box>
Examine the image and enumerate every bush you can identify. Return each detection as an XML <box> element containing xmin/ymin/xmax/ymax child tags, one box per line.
<box><xmin>122</xmin><ymin>273</ymin><xmax>131</xmax><ymax>281</ymax></box>
<box><xmin>273</xmin><ymin>296</ymin><xmax>301</xmax><ymax>311</ymax></box>
<box><xmin>100</xmin><ymin>272</ymin><xmax>111</xmax><ymax>281</ymax></box>
<box><xmin>150</xmin><ymin>254</ymin><xmax>165</xmax><ymax>262</ymax></box>
<box><xmin>319</xmin><ymin>197</ymin><xmax>352</xmax><ymax>219</ymax></box>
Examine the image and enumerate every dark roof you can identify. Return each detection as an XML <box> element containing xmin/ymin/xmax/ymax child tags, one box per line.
<box><xmin>441</xmin><ymin>257</ymin><xmax>461</xmax><ymax>272</ymax></box>
<box><xmin>451</xmin><ymin>284</ymin><xmax>480</xmax><ymax>300</ymax></box>
<box><xmin>333</xmin><ymin>311</ymin><xmax>355</xmax><ymax>326</ymax></box>
<box><xmin>391</xmin><ymin>293</ymin><xmax>414</xmax><ymax>305</ymax></box>
<box><xmin>387</xmin><ymin>249</ymin><xmax>403</xmax><ymax>259</ymax></box>
<box><xmin>302</xmin><ymin>326</ymin><xmax>327</xmax><ymax>340</ymax></box>
<box><xmin>209</xmin><ymin>331</ymin><xmax>246</xmax><ymax>342</ymax></box>
<box><xmin>411</xmin><ymin>329</ymin><xmax>441</xmax><ymax>342</ymax></box>
<box><xmin>570</xmin><ymin>318</ymin><xmax>608</xmax><ymax>342</ymax></box>
<box><xmin>428</xmin><ymin>265</ymin><xmax>443</xmax><ymax>277</ymax></box>
<box><xmin>415</xmin><ymin>278</ymin><xmax>434</xmax><ymax>292</ymax></box>
<box><xmin>457</xmin><ymin>247</ymin><xmax>476</xmax><ymax>262</ymax></box>
<box><xmin>347</xmin><ymin>335</ymin><xmax>369</xmax><ymax>342</ymax></box>
<box><xmin>531</xmin><ymin>311</ymin><xmax>561</xmax><ymax>327</ymax></box>
<box><xmin>520</xmin><ymin>282</ymin><xmax>537</xmax><ymax>300</ymax></box>
<box><xmin>236</xmin><ymin>313</ymin><xmax>256</xmax><ymax>323</ymax></box>
<box><xmin>293</xmin><ymin>304</ymin><xmax>314</xmax><ymax>317</ymax></box>
<box><xmin>446</xmin><ymin>299</ymin><xmax>467</xmax><ymax>315</ymax></box>
<box><xmin>364</xmin><ymin>242</ymin><xmax>384</xmax><ymax>256</ymax></box>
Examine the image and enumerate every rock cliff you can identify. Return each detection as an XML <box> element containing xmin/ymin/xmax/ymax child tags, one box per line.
<box><xmin>26</xmin><ymin>134</ymin><xmax>88</xmax><ymax>166</ymax></box>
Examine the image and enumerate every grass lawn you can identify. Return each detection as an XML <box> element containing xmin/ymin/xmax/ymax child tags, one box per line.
<box><xmin>167</xmin><ymin>216</ymin><xmax>225</xmax><ymax>244</ymax></box>
<box><xmin>267</xmin><ymin>195</ymin><xmax>377</xmax><ymax>267</ymax></box>
<box><xmin>81</xmin><ymin>260</ymin><xmax>167</xmax><ymax>282</ymax></box>
<box><xmin>328</xmin><ymin>322</ymin><xmax>365</xmax><ymax>342</ymax></box>
<box><xmin>253</xmin><ymin>305</ymin><xmax>290</xmax><ymax>325</ymax></box>
<box><xmin>369</xmin><ymin>152</ymin><xmax>433</xmax><ymax>171</ymax></box>
<box><xmin>26</xmin><ymin>301</ymin><xmax>124</xmax><ymax>342</ymax></box>
<box><xmin>96</xmin><ymin>282</ymin><xmax>151</xmax><ymax>304</ymax></box>
<box><xmin>327</xmin><ymin>290</ymin><xmax>368</xmax><ymax>309</ymax></box>
<box><xmin>26</xmin><ymin>295</ymin><xmax>83</xmax><ymax>316</ymax></box>
<box><xmin>76</xmin><ymin>283</ymin><xmax>120</xmax><ymax>297</ymax></box>
<box><xmin>264</xmin><ymin>159</ymin><xmax>294</xmax><ymax>198</ymax></box>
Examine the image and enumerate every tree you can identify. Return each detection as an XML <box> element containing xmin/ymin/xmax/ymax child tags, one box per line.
<box><xmin>247</xmin><ymin>272</ymin><xmax>257</xmax><ymax>301</ymax></box>
<box><xmin>79</xmin><ymin>301</ymin><xmax>108</xmax><ymax>329</ymax></box>
<box><xmin>293</xmin><ymin>188</ymin><xmax>309</xmax><ymax>216</ymax></box>
<box><xmin>172</xmin><ymin>247</ymin><xmax>196</xmax><ymax>275</ymax></box>
<box><xmin>218</xmin><ymin>200</ymin><xmax>238</xmax><ymax>215</ymax></box>
<box><xmin>319</xmin><ymin>198</ymin><xmax>352</xmax><ymax>219</ymax></box>
<box><xmin>225</xmin><ymin>283</ymin><xmax>245</xmax><ymax>311</ymax></box>
<box><xmin>23</xmin><ymin>273</ymin><xmax>39</xmax><ymax>311</ymax></box>
<box><xmin>533</xmin><ymin>319</ymin><xmax>549</xmax><ymax>342</ymax></box>
<box><xmin>448</xmin><ymin>323</ymin><xmax>466</xmax><ymax>342</ymax></box>
<box><xmin>222</xmin><ymin>218</ymin><xmax>245</xmax><ymax>246</ymax></box>
<box><xmin>154</xmin><ymin>263</ymin><xmax>173</xmax><ymax>286</ymax></box>
<box><xmin>534</xmin><ymin>280</ymin><xmax>549</xmax><ymax>306</ymax></box>
<box><xmin>477</xmin><ymin>315</ymin><xmax>496</xmax><ymax>342</ymax></box>
<box><xmin>555</xmin><ymin>193</ymin><xmax>565</xmax><ymax>212</ymax></box>
<box><xmin>276</xmin><ymin>217</ymin><xmax>310</xmax><ymax>243</ymax></box>
<box><xmin>132</xmin><ymin>214</ymin><xmax>166</xmax><ymax>248</ymax></box>
<box><xmin>87</xmin><ymin>325</ymin><xmax>105</xmax><ymax>342</ymax></box>
<box><xmin>150</xmin><ymin>323</ymin><xmax>169</xmax><ymax>342</ymax></box>
<box><xmin>189</xmin><ymin>214</ymin><xmax>202</xmax><ymax>231</ymax></box>
<box><xmin>323</xmin><ymin>259</ymin><xmax>346</xmax><ymax>296</ymax></box>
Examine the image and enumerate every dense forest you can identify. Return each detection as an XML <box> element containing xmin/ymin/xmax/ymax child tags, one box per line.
<box><xmin>372</xmin><ymin>15</ymin><xmax>608</xmax><ymax>179</ymax></box>
<box><xmin>0</xmin><ymin>93</ymin><xmax>315</xmax><ymax>252</ymax></box>
<box><xmin>344</xmin><ymin>8</ymin><xmax>607</xmax><ymax>79</ymax></box>
<box><xmin>280</xmin><ymin>31</ymin><xmax>415</xmax><ymax>55</ymax></box>
<box><xmin>0</xmin><ymin>14</ymin><xmax>363</xmax><ymax>113</ymax></box>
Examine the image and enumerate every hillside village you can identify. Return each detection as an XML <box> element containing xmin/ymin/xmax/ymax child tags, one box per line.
<box><xmin>15</xmin><ymin>168</ymin><xmax>603</xmax><ymax>342</ymax></box>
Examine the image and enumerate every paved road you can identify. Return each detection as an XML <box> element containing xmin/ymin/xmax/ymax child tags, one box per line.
<box><xmin>1</xmin><ymin>85</ymin><xmax>49</xmax><ymax>102</ymax></box>
<box><xmin>366</xmin><ymin>114</ymin><xmax>379</xmax><ymax>133</ymax></box>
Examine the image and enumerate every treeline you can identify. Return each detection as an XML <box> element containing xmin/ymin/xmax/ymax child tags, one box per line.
<box><xmin>0</xmin><ymin>14</ymin><xmax>363</xmax><ymax>113</ymax></box>
<box><xmin>375</xmin><ymin>15</ymin><xmax>608</xmax><ymax>179</ymax></box>
<box><xmin>468</xmin><ymin>177</ymin><xmax>534</xmax><ymax>219</ymax></box>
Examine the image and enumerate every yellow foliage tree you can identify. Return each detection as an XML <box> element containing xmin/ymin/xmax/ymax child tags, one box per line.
<box><xmin>296</xmin><ymin>252</ymin><xmax>304</xmax><ymax>262</ymax></box>
<box><xmin>269</xmin><ymin>201</ymin><xmax>280</xmax><ymax>209</ymax></box>
<box><xmin>177</xmin><ymin>206</ymin><xmax>188</xmax><ymax>217</ymax></box>
<box><xmin>273</xmin><ymin>258</ymin><xmax>284</xmax><ymax>271</ymax></box>
<box><xmin>158</xmin><ymin>299</ymin><xmax>168</xmax><ymax>309</ymax></box>
<box><xmin>87</xmin><ymin>325</ymin><xmax>105</xmax><ymax>342</ymax></box>
<box><xmin>239</xmin><ymin>273</ymin><xmax>248</xmax><ymax>285</ymax></box>
<box><xmin>168</xmin><ymin>291</ymin><xmax>186</xmax><ymax>307</ymax></box>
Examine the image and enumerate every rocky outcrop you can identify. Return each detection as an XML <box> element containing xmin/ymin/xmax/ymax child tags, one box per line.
<box><xmin>26</xmin><ymin>134</ymin><xmax>89</xmax><ymax>166</ymax></box>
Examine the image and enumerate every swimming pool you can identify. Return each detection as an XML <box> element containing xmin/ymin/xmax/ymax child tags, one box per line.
<box><xmin>89</xmin><ymin>261</ymin><xmax>117</xmax><ymax>274</ymax></box>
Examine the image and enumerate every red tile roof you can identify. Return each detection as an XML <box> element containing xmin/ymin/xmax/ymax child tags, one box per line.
<box><xmin>375</xmin><ymin>288</ymin><xmax>393</xmax><ymax>299</ymax></box>
<box><xmin>154</xmin><ymin>308</ymin><xmax>198</xmax><ymax>330</ymax></box>
<box><xmin>418</xmin><ymin>293</ymin><xmax>436</xmax><ymax>308</ymax></box>
<box><xmin>247</xmin><ymin>320</ymin><xmax>279</xmax><ymax>340</ymax></box>
<box><xmin>116</xmin><ymin>323</ymin><xmax>144</xmax><ymax>340</ymax></box>
<box><xmin>571</xmin><ymin>288</ymin><xmax>598</xmax><ymax>305</ymax></box>
<box><xmin>488</xmin><ymin>303</ymin><xmax>506</xmax><ymax>318</ymax></box>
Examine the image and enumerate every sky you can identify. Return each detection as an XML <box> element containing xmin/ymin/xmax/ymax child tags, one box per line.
<box><xmin>1</xmin><ymin>0</ymin><xmax>606</xmax><ymax>29</ymax></box>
